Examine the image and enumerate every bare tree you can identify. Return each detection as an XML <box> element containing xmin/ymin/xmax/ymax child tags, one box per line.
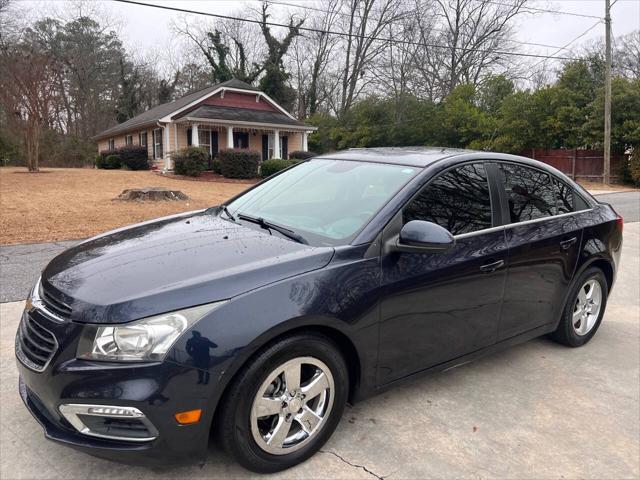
<box><xmin>173</xmin><ymin>15</ymin><xmax>264</xmax><ymax>84</ymax></box>
<box><xmin>413</xmin><ymin>0</ymin><xmax>527</xmax><ymax>99</ymax></box>
<box><xmin>0</xmin><ymin>40</ymin><xmax>58</xmax><ymax>171</ymax></box>
<box><xmin>338</xmin><ymin>0</ymin><xmax>404</xmax><ymax>115</ymax></box>
<box><xmin>371</xmin><ymin>13</ymin><xmax>421</xmax><ymax>107</ymax></box>
<box><xmin>614</xmin><ymin>30</ymin><xmax>640</xmax><ymax>79</ymax></box>
<box><xmin>289</xmin><ymin>0</ymin><xmax>341</xmax><ymax>117</ymax></box>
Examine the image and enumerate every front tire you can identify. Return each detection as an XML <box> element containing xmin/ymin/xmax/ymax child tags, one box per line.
<box><xmin>551</xmin><ymin>267</ymin><xmax>608</xmax><ymax>347</ymax></box>
<box><xmin>217</xmin><ymin>333</ymin><xmax>349</xmax><ymax>473</ymax></box>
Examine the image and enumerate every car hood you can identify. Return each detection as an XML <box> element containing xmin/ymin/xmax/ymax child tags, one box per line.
<box><xmin>41</xmin><ymin>209</ymin><xmax>334</xmax><ymax>324</ymax></box>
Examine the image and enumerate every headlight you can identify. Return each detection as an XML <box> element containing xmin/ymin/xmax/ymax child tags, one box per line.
<box><xmin>77</xmin><ymin>301</ymin><xmax>226</xmax><ymax>362</ymax></box>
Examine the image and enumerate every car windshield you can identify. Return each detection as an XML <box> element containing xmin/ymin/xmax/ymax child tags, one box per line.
<box><xmin>226</xmin><ymin>159</ymin><xmax>419</xmax><ymax>246</ymax></box>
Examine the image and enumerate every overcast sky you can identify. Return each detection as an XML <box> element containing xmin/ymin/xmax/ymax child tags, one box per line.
<box><xmin>16</xmin><ymin>0</ymin><xmax>640</xmax><ymax>72</ymax></box>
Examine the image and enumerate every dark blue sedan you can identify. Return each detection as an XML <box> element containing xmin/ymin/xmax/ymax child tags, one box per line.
<box><xmin>16</xmin><ymin>148</ymin><xmax>623</xmax><ymax>472</ymax></box>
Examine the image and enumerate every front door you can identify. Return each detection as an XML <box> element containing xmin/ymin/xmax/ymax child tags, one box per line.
<box><xmin>496</xmin><ymin>162</ymin><xmax>583</xmax><ymax>340</ymax></box>
<box><xmin>377</xmin><ymin>163</ymin><xmax>507</xmax><ymax>385</ymax></box>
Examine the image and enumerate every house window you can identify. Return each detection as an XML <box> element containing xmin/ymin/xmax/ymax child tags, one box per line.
<box><xmin>152</xmin><ymin>128</ymin><xmax>163</xmax><ymax>159</ymax></box>
<box><xmin>198</xmin><ymin>128</ymin><xmax>211</xmax><ymax>152</ymax></box>
<box><xmin>125</xmin><ymin>135</ymin><xmax>133</xmax><ymax>146</ymax></box>
<box><xmin>108</xmin><ymin>138</ymin><xmax>115</xmax><ymax>150</ymax></box>
<box><xmin>233</xmin><ymin>132</ymin><xmax>249</xmax><ymax>149</ymax></box>
<box><xmin>139</xmin><ymin>132</ymin><xmax>147</xmax><ymax>147</ymax></box>
<box><xmin>267</xmin><ymin>135</ymin><xmax>287</xmax><ymax>159</ymax></box>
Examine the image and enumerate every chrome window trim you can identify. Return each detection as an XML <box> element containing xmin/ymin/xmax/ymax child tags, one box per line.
<box><xmin>454</xmin><ymin>208</ymin><xmax>594</xmax><ymax>240</ymax></box>
<box><xmin>58</xmin><ymin>404</ymin><xmax>159</xmax><ymax>443</ymax></box>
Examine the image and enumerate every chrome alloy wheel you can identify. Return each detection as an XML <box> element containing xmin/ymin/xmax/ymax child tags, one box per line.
<box><xmin>250</xmin><ymin>357</ymin><xmax>334</xmax><ymax>455</ymax></box>
<box><xmin>572</xmin><ymin>279</ymin><xmax>603</xmax><ymax>336</ymax></box>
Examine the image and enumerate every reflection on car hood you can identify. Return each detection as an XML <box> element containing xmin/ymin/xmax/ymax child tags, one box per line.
<box><xmin>41</xmin><ymin>209</ymin><xmax>334</xmax><ymax>324</ymax></box>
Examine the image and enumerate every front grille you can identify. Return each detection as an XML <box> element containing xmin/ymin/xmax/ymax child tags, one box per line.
<box><xmin>16</xmin><ymin>313</ymin><xmax>58</xmax><ymax>371</ymax></box>
<box><xmin>39</xmin><ymin>284</ymin><xmax>72</xmax><ymax>320</ymax></box>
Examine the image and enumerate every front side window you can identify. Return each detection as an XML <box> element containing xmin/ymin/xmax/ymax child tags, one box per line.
<box><xmin>500</xmin><ymin>164</ymin><xmax>556</xmax><ymax>223</ymax></box>
<box><xmin>227</xmin><ymin>159</ymin><xmax>418</xmax><ymax>245</ymax></box>
<box><xmin>403</xmin><ymin>163</ymin><xmax>493</xmax><ymax>235</ymax></box>
<box><xmin>125</xmin><ymin>135</ymin><xmax>133</xmax><ymax>146</ymax></box>
<box><xmin>139</xmin><ymin>132</ymin><xmax>147</xmax><ymax>147</ymax></box>
<box><xmin>108</xmin><ymin>138</ymin><xmax>115</xmax><ymax>150</ymax></box>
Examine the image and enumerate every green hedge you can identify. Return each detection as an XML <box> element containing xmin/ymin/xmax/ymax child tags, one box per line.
<box><xmin>260</xmin><ymin>158</ymin><xmax>296</xmax><ymax>178</ymax></box>
<box><xmin>96</xmin><ymin>145</ymin><xmax>148</xmax><ymax>170</ymax></box>
<box><xmin>117</xmin><ymin>145</ymin><xmax>149</xmax><ymax>170</ymax></box>
<box><xmin>96</xmin><ymin>153</ymin><xmax>121</xmax><ymax>169</ymax></box>
<box><xmin>289</xmin><ymin>150</ymin><xmax>316</xmax><ymax>160</ymax></box>
<box><xmin>219</xmin><ymin>149</ymin><xmax>260</xmax><ymax>179</ymax></box>
<box><xmin>211</xmin><ymin>158</ymin><xmax>222</xmax><ymax>174</ymax></box>
<box><xmin>173</xmin><ymin>147</ymin><xmax>209</xmax><ymax>177</ymax></box>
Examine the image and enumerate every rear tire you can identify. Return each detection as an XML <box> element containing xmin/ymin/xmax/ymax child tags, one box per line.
<box><xmin>550</xmin><ymin>267</ymin><xmax>608</xmax><ymax>347</ymax></box>
<box><xmin>216</xmin><ymin>333</ymin><xmax>348</xmax><ymax>473</ymax></box>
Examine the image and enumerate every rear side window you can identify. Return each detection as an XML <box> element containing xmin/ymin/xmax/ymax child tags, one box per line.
<box><xmin>403</xmin><ymin>163</ymin><xmax>492</xmax><ymax>235</ymax></box>
<box><xmin>500</xmin><ymin>164</ymin><xmax>556</xmax><ymax>223</ymax></box>
<box><xmin>553</xmin><ymin>178</ymin><xmax>574</xmax><ymax>214</ymax></box>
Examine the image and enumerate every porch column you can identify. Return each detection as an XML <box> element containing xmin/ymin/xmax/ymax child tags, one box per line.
<box><xmin>274</xmin><ymin>129</ymin><xmax>280</xmax><ymax>158</ymax></box>
<box><xmin>163</xmin><ymin>125</ymin><xmax>170</xmax><ymax>170</ymax></box>
<box><xmin>302</xmin><ymin>131</ymin><xmax>308</xmax><ymax>151</ymax></box>
<box><xmin>192</xmin><ymin>123</ymin><xmax>199</xmax><ymax>147</ymax></box>
<box><xmin>227</xmin><ymin>126</ymin><xmax>234</xmax><ymax>149</ymax></box>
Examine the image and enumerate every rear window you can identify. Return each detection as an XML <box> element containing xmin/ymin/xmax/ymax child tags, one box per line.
<box><xmin>499</xmin><ymin>164</ymin><xmax>556</xmax><ymax>223</ymax></box>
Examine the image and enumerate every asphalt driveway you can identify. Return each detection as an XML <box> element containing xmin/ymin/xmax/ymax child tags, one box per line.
<box><xmin>0</xmin><ymin>228</ymin><xmax>638</xmax><ymax>477</ymax></box>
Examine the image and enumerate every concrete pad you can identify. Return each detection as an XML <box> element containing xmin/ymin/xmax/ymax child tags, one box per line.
<box><xmin>1</xmin><ymin>224</ymin><xmax>638</xmax><ymax>479</ymax></box>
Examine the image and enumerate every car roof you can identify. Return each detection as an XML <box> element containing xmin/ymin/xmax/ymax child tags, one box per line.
<box><xmin>315</xmin><ymin>147</ymin><xmax>472</xmax><ymax>167</ymax></box>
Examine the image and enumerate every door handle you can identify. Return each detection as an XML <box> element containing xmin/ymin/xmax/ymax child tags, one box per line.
<box><xmin>480</xmin><ymin>259</ymin><xmax>504</xmax><ymax>273</ymax></box>
<box><xmin>559</xmin><ymin>236</ymin><xmax>577</xmax><ymax>250</ymax></box>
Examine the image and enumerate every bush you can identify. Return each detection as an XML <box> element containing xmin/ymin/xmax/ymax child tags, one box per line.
<box><xmin>96</xmin><ymin>153</ymin><xmax>121</xmax><ymax>169</ymax></box>
<box><xmin>260</xmin><ymin>158</ymin><xmax>296</xmax><ymax>178</ymax></box>
<box><xmin>117</xmin><ymin>145</ymin><xmax>149</xmax><ymax>170</ymax></box>
<box><xmin>211</xmin><ymin>158</ymin><xmax>222</xmax><ymax>174</ymax></box>
<box><xmin>289</xmin><ymin>150</ymin><xmax>316</xmax><ymax>160</ymax></box>
<box><xmin>628</xmin><ymin>149</ymin><xmax>640</xmax><ymax>186</ymax></box>
<box><xmin>219</xmin><ymin>149</ymin><xmax>261</xmax><ymax>179</ymax></box>
<box><xmin>173</xmin><ymin>147</ymin><xmax>209</xmax><ymax>177</ymax></box>
<box><xmin>97</xmin><ymin>149</ymin><xmax>119</xmax><ymax>169</ymax></box>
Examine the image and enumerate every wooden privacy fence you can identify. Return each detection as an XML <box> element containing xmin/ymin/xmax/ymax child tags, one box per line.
<box><xmin>520</xmin><ymin>149</ymin><xmax>625</xmax><ymax>183</ymax></box>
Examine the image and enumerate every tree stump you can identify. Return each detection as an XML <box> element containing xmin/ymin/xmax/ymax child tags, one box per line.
<box><xmin>116</xmin><ymin>187</ymin><xmax>189</xmax><ymax>201</ymax></box>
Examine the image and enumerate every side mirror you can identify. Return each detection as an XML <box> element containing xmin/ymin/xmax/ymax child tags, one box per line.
<box><xmin>393</xmin><ymin>220</ymin><xmax>455</xmax><ymax>253</ymax></box>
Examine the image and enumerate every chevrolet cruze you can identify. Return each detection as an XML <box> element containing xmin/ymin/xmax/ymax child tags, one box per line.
<box><xmin>16</xmin><ymin>148</ymin><xmax>623</xmax><ymax>472</ymax></box>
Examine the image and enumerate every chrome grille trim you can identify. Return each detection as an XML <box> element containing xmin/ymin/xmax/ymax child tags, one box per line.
<box><xmin>16</xmin><ymin>313</ymin><xmax>58</xmax><ymax>372</ymax></box>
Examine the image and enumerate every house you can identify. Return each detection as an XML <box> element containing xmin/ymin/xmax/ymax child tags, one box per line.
<box><xmin>94</xmin><ymin>78</ymin><xmax>317</xmax><ymax>170</ymax></box>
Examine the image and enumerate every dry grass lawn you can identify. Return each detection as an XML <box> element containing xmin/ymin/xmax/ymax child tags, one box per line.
<box><xmin>0</xmin><ymin>167</ymin><xmax>253</xmax><ymax>245</ymax></box>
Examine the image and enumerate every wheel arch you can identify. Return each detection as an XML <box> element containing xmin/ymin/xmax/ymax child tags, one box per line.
<box><xmin>209</xmin><ymin>321</ymin><xmax>363</xmax><ymax>435</ymax></box>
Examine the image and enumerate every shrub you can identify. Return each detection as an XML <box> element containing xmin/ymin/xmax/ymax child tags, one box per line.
<box><xmin>117</xmin><ymin>145</ymin><xmax>149</xmax><ymax>170</ymax></box>
<box><xmin>211</xmin><ymin>158</ymin><xmax>222</xmax><ymax>174</ymax></box>
<box><xmin>97</xmin><ymin>154</ymin><xmax>121</xmax><ymax>169</ymax></box>
<box><xmin>219</xmin><ymin>149</ymin><xmax>260</xmax><ymax>179</ymax></box>
<box><xmin>96</xmin><ymin>149</ymin><xmax>121</xmax><ymax>169</ymax></box>
<box><xmin>260</xmin><ymin>158</ymin><xmax>296</xmax><ymax>178</ymax></box>
<box><xmin>173</xmin><ymin>147</ymin><xmax>209</xmax><ymax>177</ymax></box>
<box><xmin>628</xmin><ymin>149</ymin><xmax>640</xmax><ymax>186</ymax></box>
<box><xmin>94</xmin><ymin>153</ymin><xmax>103</xmax><ymax>169</ymax></box>
<box><xmin>289</xmin><ymin>150</ymin><xmax>316</xmax><ymax>160</ymax></box>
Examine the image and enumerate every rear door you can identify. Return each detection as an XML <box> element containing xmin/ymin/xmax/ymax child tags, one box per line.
<box><xmin>496</xmin><ymin>163</ymin><xmax>583</xmax><ymax>340</ymax></box>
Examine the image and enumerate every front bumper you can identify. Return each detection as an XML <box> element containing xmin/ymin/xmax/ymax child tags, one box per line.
<box><xmin>16</xmin><ymin>309</ymin><xmax>218</xmax><ymax>467</ymax></box>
